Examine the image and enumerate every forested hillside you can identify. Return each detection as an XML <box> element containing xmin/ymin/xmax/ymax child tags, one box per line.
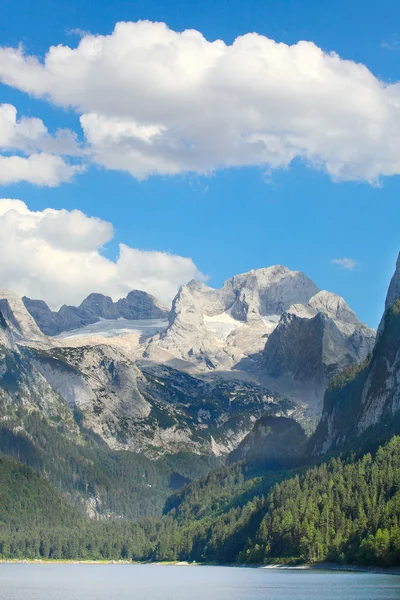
<box><xmin>313</xmin><ymin>298</ymin><xmax>400</xmax><ymax>454</ymax></box>
<box><xmin>0</xmin><ymin>407</ymin><xmax>217</xmax><ymax>520</ymax></box>
<box><xmin>1</xmin><ymin>435</ymin><xmax>400</xmax><ymax>566</ymax></box>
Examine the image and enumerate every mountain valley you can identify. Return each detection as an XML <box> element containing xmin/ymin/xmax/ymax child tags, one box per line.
<box><xmin>1</xmin><ymin>256</ymin><xmax>400</xmax><ymax>567</ymax></box>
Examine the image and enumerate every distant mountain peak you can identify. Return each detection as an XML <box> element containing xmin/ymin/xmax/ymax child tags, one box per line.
<box><xmin>23</xmin><ymin>290</ymin><xmax>169</xmax><ymax>336</ymax></box>
<box><xmin>0</xmin><ymin>289</ymin><xmax>46</xmax><ymax>344</ymax></box>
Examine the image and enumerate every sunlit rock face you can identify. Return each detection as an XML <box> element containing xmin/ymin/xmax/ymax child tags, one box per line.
<box><xmin>0</xmin><ymin>260</ymin><xmax>377</xmax><ymax>459</ymax></box>
<box><xmin>152</xmin><ymin>265</ymin><xmax>319</xmax><ymax>370</ymax></box>
<box><xmin>147</xmin><ymin>267</ymin><xmax>373</xmax><ymax>416</ymax></box>
<box><xmin>0</xmin><ymin>288</ymin><xmax>293</xmax><ymax>457</ymax></box>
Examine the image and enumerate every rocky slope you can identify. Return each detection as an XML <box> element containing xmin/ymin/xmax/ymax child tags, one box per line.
<box><xmin>144</xmin><ymin>268</ymin><xmax>374</xmax><ymax>416</ymax></box>
<box><xmin>0</xmin><ymin>289</ymin><xmax>292</xmax><ymax>458</ymax></box>
<box><xmin>0</xmin><ymin>289</ymin><xmax>49</xmax><ymax>346</ymax></box>
<box><xmin>1</xmin><ymin>261</ymin><xmax>376</xmax><ymax>461</ymax></box>
<box><xmin>0</xmin><ymin>305</ymin><xmax>79</xmax><ymax>437</ymax></box>
<box><xmin>260</xmin><ymin>291</ymin><xmax>375</xmax><ymax>413</ymax></box>
<box><xmin>313</xmin><ymin>253</ymin><xmax>400</xmax><ymax>454</ymax></box>
<box><xmin>23</xmin><ymin>290</ymin><xmax>168</xmax><ymax>336</ymax></box>
<box><xmin>30</xmin><ymin>343</ymin><xmax>296</xmax><ymax>457</ymax></box>
<box><xmin>148</xmin><ymin>266</ymin><xmax>319</xmax><ymax>369</ymax></box>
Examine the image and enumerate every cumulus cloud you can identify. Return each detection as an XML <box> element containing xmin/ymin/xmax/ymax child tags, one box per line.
<box><xmin>0</xmin><ymin>154</ymin><xmax>81</xmax><ymax>186</ymax></box>
<box><xmin>0</xmin><ymin>103</ymin><xmax>83</xmax><ymax>186</ymax></box>
<box><xmin>0</xmin><ymin>21</ymin><xmax>400</xmax><ymax>183</ymax></box>
<box><xmin>0</xmin><ymin>198</ymin><xmax>205</xmax><ymax>308</ymax></box>
<box><xmin>331</xmin><ymin>257</ymin><xmax>357</xmax><ymax>271</ymax></box>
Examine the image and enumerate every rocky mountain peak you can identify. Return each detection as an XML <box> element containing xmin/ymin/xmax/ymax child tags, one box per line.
<box><xmin>0</xmin><ymin>289</ymin><xmax>47</xmax><ymax>345</ymax></box>
<box><xmin>313</xmin><ymin>251</ymin><xmax>400</xmax><ymax>454</ymax></box>
<box><xmin>260</xmin><ymin>290</ymin><xmax>375</xmax><ymax>414</ymax></box>
<box><xmin>227</xmin><ymin>265</ymin><xmax>319</xmax><ymax>320</ymax></box>
<box><xmin>24</xmin><ymin>290</ymin><xmax>169</xmax><ymax>336</ymax></box>
<box><xmin>385</xmin><ymin>252</ymin><xmax>400</xmax><ymax>310</ymax></box>
<box><xmin>154</xmin><ymin>265</ymin><xmax>368</xmax><ymax>390</ymax></box>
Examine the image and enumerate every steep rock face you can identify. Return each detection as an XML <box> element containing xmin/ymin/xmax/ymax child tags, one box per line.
<box><xmin>0</xmin><ymin>290</ymin><xmax>48</xmax><ymax>346</ymax></box>
<box><xmin>0</xmin><ymin>289</ymin><xmax>297</xmax><ymax>458</ymax></box>
<box><xmin>153</xmin><ymin>266</ymin><xmax>319</xmax><ymax>370</ymax></box>
<box><xmin>136</xmin><ymin>362</ymin><xmax>299</xmax><ymax>456</ymax></box>
<box><xmin>385</xmin><ymin>253</ymin><xmax>400</xmax><ymax>311</ymax></box>
<box><xmin>30</xmin><ymin>345</ymin><xmax>155</xmax><ymax>451</ymax></box>
<box><xmin>23</xmin><ymin>291</ymin><xmax>168</xmax><ymax>336</ymax></box>
<box><xmin>260</xmin><ymin>291</ymin><xmax>375</xmax><ymax>414</ymax></box>
<box><xmin>0</xmin><ymin>308</ymin><xmax>78</xmax><ymax>432</ymax></box>
<box><xmin>18</xmin><ymin>299</ymin><xmax>62</xmax><ymax>337</ymax></box>
<box><xmin>313</xmin><ymin>253</ymin><xmax>400</xmax><ymax>454</ymax></box>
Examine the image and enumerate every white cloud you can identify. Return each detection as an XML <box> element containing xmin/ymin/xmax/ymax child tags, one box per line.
<box><xmin>0</xmin><ymin>103</ymin><xmax>83</xmax><ymax>186</ymax></box>
<box><xmin>0</xmin><ymin>154</ymin><xmax>81</xmax><ymax>186</ymax></box>
<box><xmin>0</xmin><ymin>21</ymin><xmax>400</xmax><ymax>183</ymax></box>
<box><xmin>331</xmin><ymin>257</ymin><xmax>357</xmax><ymax>271</ymax></box>
<box><xmin>0</xmin><ymin>198</ymin><xmax>205</xmax><ymax>307</ymax></box>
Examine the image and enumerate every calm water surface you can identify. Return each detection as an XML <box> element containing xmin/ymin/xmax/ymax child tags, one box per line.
<box><xmin>0</xmin><ymin>564</ymin><xmax>398</xmax><ymax>600</ymax></box>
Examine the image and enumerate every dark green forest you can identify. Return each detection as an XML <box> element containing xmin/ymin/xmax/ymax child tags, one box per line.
<box><xmin>0</xmin><ymin>408</ymin><xmax>218</xmax><ymax>520</ymax></box>
<box><xmin>1</xmin><ymin>434</ymin><xmax>400</xmax><ymax>566</ymax></box>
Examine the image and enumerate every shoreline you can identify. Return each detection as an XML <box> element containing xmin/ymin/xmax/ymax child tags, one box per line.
<box><xmin>260</xmin><ymin>562</ymin><xmax>400</xmax><ymax>576</ymax></box>
<box><xmin>0</xmin><ymin>559</ymin><xmax>399</xmax><ymax>575</ymax></box>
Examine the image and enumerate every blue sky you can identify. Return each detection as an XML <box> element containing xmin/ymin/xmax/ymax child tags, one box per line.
<box><xmin>0</xmin><ymin>0</ymin><xmax>399</xmax><ymax>326</ymax></box>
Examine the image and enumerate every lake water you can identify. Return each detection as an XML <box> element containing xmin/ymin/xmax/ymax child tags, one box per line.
<box><xmin>0</xmin><ymin>564</ymin><xmax>398</xmax><ymax>600</ymax></box>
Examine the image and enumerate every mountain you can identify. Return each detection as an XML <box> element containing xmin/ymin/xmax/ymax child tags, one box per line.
<box><xmin>0</xmin><ymin>261</ymin><xmax>378</xmax><ymax>522</ymax></box>
<box><xmin>261</xmin><ymin>291</ymin><xmax>375</xmax><ymax>414</ymax></box>
<box><xmin>1</xmin><ymin>285</ymin><xmax>303</xmax><ymax>522</ymax></box>
<box><xmin>0</xmin><ymin>289</ymin><xmax>48</xmax><ymax>346</ymax></box>
<box><xmin>23</xmin><ymin>290</ymin><xmax>169</xmax><ymax>336</ymax></box>
<box><xmin>2</xmin><ymin>289</ymin><xmax>294</xmax><ymax>458</ymax></box>
<box><xmin>143</xmin><ymin>267</ymin><xmax>374</xmax><ymax>417</ymax></box>
<box><xmin>313</xmin><ymin>253</ymin><xmax>400</xmax><ymax>454</ymax></box>
<box><xmin>13</xmin><ymin>264</ymin><xmax>374</xmax><ymax>449</ymax></box>
<box><xmin>1</xmin><ymin>257</ymin><xmax>400</xmax><ymax>568</ymax></box>
<box><xmin>0</xmin><ymin>296</ymin><xmax>219</xmax><ymax>518</ymax></box>
<box><xmin>149</xmin><ymin>266</ymin><xmax>319</xmax><ymax>370</ymax></box>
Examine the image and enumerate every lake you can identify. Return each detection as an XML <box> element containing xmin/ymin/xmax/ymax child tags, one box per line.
<box><xmin>0</xmin><ymin>564</ymin><xmax>398</xmax><ymax>599</ymax></box>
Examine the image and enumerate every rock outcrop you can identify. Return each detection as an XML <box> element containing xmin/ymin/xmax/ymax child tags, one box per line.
<box><xmin>0</xmin><ymin>303</ymin><xmax>78</xmax><ymax>432</ymax></box>
<box><xmin>0</xmin><ymin>289</ymin><xmax>48</xmax><ymax>345</ymax></box>
<box><xmin>151</xmin><ymin>266</ymin><xmax>319</xmax><ymax>370</ymax></box>
<box><xmin>313</xmin><ymin>252</ymin><xmax>400</xmax><ymax>453</ymax></box>
<box><xmin>261</xmin><ymin>291</ymin><xmax>375</xmax><ymax>413</ymax></box>
<box><xmin>23</xmin><ymin>290</ymin><xmax>169</xmax><ymax>336</ymax></box>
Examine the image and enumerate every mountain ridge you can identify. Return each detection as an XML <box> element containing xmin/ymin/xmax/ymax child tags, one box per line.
<box><xmin>313</xmin><ymin>252</ymin><xmax>400</xmax><ymax>453</ymax></box>
<box><xmin>23</xmin><ymin>290</ymin><xmax>169</xmax><ymax>336</ymax></box>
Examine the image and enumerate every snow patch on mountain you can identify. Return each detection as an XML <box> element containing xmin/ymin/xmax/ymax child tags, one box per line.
<box><xmin>57</xmin><ymin>318</ymin><xmax>168</xmax><ymax>341</ymax></box>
